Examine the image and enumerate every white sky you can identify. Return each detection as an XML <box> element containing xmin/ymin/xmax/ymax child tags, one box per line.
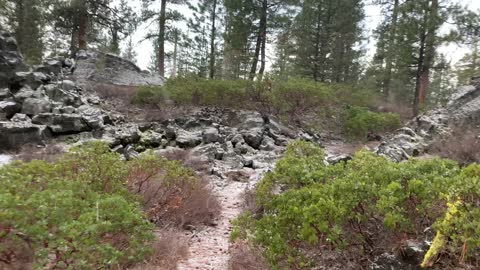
<box><xmin>122</xmin><ymin>0</ymin><xmax>480</xmax><ymax>72</ymax></box>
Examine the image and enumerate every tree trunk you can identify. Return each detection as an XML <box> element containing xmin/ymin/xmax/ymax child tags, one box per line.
<box><xmin>313</xmin><ymin>7</ymin><xmax>322</xmax><ymax>81</ymax></box>
<box><xmin>78</xmin><ymin>0</ymin><xmax>88</xmax><ymax>50</ymax></box>
<box><xmin>258</xmin><ymin>23</ymin><xmax>267</xmax><ymax>80</ymax></box>
<box><xmin>171</xmin><ymin>31</ymin><xmax>178</xmax><ymax>79</ymax></box>
<box><xmin>209</xmin><ymin>0</ymin><xmax>217</xmax><ymax>79</ymax></box>
<box><xmin>158</xmin><ymin>0</ymin><xmax>167</xmax><ymax>77</ymax></box>
<box><xmin>413</xmin><ymin>27</ymin><xmax>427</xmax><ymax>116</ymax></box>
<box><xmin>383</xmin><ymin>0</ymin><xmax>400</xmax><ymax>101</ymax></box>
<box><xmin>249</xmin><ymin>0</ymin><xmax>268</xmax><ymax>80</ymax></box>
<box><xmin>415</xmin><ymin>0</ymin><xmax>438</xmax><ymax>115</ymax></box>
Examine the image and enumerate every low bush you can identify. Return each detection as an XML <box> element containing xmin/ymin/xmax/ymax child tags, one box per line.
<box><xmin>0</xmin><ymin>142</ymin><xmax>154</xmax><ymax>269</ymax></box>
<box><xmin>228</xmin><ymin>240</ymin><xmax>269</xmax><ymax>270</ymax></box>
<box><xmin>0</xmin><ymin>142</ymin><xmax>219</xmax><ymax>269</ymax></box>
<box><xmin>127</xmin><ymin>151</ymin><xmax>220</xmax><ymax>228</ymax></box>
<box><xmin>129</xmin><ymin>231</ymin><xmax>189</xmax><ymax>270</ymax></box>
<box><xmin>344</xmin><ymin>106</ymin><xmax>401</xmax><ymax>139</ymax></box>
<box><xmin>133</xmin><ymin>77</ymin><xmax>376</xmax><ymax>126</ymax></box>
<box><xmin>232</xmin><ymin>141</ymin><xmax>480</xmax><ymax>269</ymax></box>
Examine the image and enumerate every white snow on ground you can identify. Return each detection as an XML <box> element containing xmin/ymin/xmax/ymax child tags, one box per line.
<box><xmin>0</xmin><ymin>154</ymin><xmax>11</xmax><ymax>167</ymax></box>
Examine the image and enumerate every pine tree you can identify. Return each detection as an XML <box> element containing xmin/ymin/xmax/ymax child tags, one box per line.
<box><xmin>51</xmin><ymin>0</ymin><xmax>137</xmax><ymax>56</ymax></box>
<box><xmin>188</xmin><ymin>0</ymin><xmax>222</xmax><ymax>79</ymax></box>
<box><xmin>141</xmin><ymin>0</ymin><xmax>186</xmax><ymax>77</ymax></box>
<box><xmin>122</xmin><ymin>36</ymin><xmax>138</xmax><ymax>64</ymax></box>
<box><xmin>222</xmin><ymin>0</ymin><xmax>255</xmax><ymax>79</ymax></box>
<box><xmin>373</xmin><ymin>0</ymin><xmax>458</xmax><ymax>114</ymax></box>
<box><xmin>292</xmin><ymin>0</ymin><xmax>364</xmax><ymax>83</ymax></box>
<box><xmin>453</xmin><ymin>9</ymin><xmax>480</xmax><ymax>85</ymax></box>
<box><xmin>5</xmin><ymin>0</ymin><xmax>45</xmax><ymax>64</ymax></box>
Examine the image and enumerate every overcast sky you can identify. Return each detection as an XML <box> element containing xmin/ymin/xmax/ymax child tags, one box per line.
<box><xmin>122</xmin><ymin>0</ymin><xmax>480</xmax><ymax>73</ymax></box>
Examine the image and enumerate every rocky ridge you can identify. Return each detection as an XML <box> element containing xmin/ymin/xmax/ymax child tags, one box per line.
<box><xmin>74</xmin><ymin>50</ymin><xmax>164</xmax><ymax>87</ymax></box>
<box><xmin>376</xmin><ymin>77</ymin><xmax>480</xmax><ymax>162</ymax></box>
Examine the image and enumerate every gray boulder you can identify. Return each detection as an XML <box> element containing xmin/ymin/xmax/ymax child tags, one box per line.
<box><xmin>102</xmin><ymin>124</ymin><xmax>141</xmax><ymax>146</ymax></box>
<box><xmin>0</xmin><ymin>88</ymin><xmax>12</xmax><ymax>100</ymax></box>
<box><xmin>193</xmin><ymin>143</ymin><xmax>225</xmax><ymax>160</ymax></box>
<box><xmin>0</xmin><ymin>120</ymin><xmax>51</xmax><ymax>150</ymax></box>
<box><xmin>202</xmin><ymin>127</ymin><xmax>220</xmax><ymax>143</ymax></box>
<box><xmin>13</xmin><ymin>86</ymin><xmax>40</xmax><ymax>102</ymax></box>
<box><xmin>9</xmin><ymin>71</ymin><xmax>47</xmax><ymax>91</ymax></box>
<box><xmin>371</xmin><ymin>253</ymin><xmax>417</xmax><ymax>270</ymax></box>
<box><xmin>327</xmin><ymin>154</ymin><xmax>353</xmax><ymax>165</ymax></box>
<box><xmin>77</xmin><ymin>105</ymin><xmax>106</xmax><ymax>130</ymax></box>
<box><xmin>32</xmin><ymin>113</ymin><xmax>90</xmax><ymax>133</ymax></box>
<box><xmin>176</xmin><ymin>129</ymin><xmax>202</xmax><ymax>148</ymax></box>
<box><xmin>230</xmin><ymin>133</ymin><xmax>245</xmax><ymax>146</ymax></box>
<box><xmin>0</xmin><ymin>100</ymin><xmax>21</xmax><ymax>119</ymax></box>
<box><xmin>43</xmin><ymin>84</ymin><xmax>82</xmax><ymax>106</ymax></box>
<box><xmin>139</xmin><ymin>130</ymin><xmax>164</xmax><ymax>148</ymax></box>
<box><xmin>61</xmin><ymin>80</ymin><xmax>76</xmax><ymax>91</ymax></box>
<box><xmin>242</xmin><ymin>128</ymin><xmax>264</xmax><ymax>149</ymax></box>
<box><xmin>259</xmin><ymin>136</ymin><xmax>276</xmax><ymax>151</ymax></box>
<box><xmin>22</xmin><ymin>98</ymin><xmax>52</xmax><ymax>115</ymax></box>
<box><xmin>234</xmin><ymin>141</ymin><xmax>255</xmax><ymax>155</ymax></box>
<box><xmin>0</xmin><ymin>30</ymin><xmax>28</xmax><ymax>88</ymax></box>
<box><xmin>10</xmin><ymin>113</ymin><xmax>30</xmax><ymax>122</ymax></box>
<box><xmin>74</xmin><ymin>50</ymin><xmax>164</xmax><ymax>87</ymax></box>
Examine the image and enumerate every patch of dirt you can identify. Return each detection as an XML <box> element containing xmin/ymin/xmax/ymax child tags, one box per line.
<box><xmin>177</xmin><ymin>179</ymin><xmax>248</xmax><ymax>270</ymax></box>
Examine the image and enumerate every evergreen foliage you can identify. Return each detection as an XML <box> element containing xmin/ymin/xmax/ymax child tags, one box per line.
<box><xmin>232</xmin><ymin>141</ymin><xmax>480</xmax><ymax>269</ymax></box>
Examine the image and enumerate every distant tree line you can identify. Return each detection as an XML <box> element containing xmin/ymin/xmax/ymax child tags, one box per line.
<box><xmin>0</xmin><ymin>0</ymin><xmax>479</xmax><ymax>114</ymax></box>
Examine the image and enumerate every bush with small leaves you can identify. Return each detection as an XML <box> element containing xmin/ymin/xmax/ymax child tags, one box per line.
<box><xmin>233</xmin><ymin>141</ymin><xmax>480</xmax><ymax>269</ymax></box>
<box><xmin>344</xmin><ymin>106</ymin><xmax>401</xmax><ymax>139</ymax></box>
<box><xmin>0</xmin><ymin>142</ymin><xmax>155</xmax><ymax>269</ymax></box>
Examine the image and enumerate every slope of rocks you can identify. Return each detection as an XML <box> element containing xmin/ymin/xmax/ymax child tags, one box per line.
<box><xmin>74</xmin><ymin>50</ymin><xmax>164</xmax><ymax>87</ymax></box>
<box><xmin>376</xmin><ymin>77</ymin><xmax>480</xmax><ymax>162</ymax></box>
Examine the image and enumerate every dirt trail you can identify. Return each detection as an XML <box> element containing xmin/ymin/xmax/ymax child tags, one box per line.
<box><xmin>177</xmin><ymin>177</ymin><xmax>254</xmax><ymax>270</ymax></box>
<box><xmin>177</xmin><ymin>141</ymin><xmax>360</xmax><ymax>270</ymax></box>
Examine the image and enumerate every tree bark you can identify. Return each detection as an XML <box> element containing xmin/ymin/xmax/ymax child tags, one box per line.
<box><xmin>171</xmin><ymin>31</ymin><xmax>178</xmax><ymax>79</ymax></box>
<box><xmin>415</xmin><ymin>0</ymin><xmax>438</xmax><ymax>115</ymax></box>
<box><xmin>158</xmin><ymin>0</ymin><xmax>167</xmax><ymax>77</ymax></box>
<box><xmin>383</xmin><ymin>0</ymin><xmax>400</xmax><ymax>101</ymax></box>
<box><xmin>78</xmin><ymin>0</ymin><xmax>88</xmax><ymax>50</ymax></box>
<box><xmin>249</xmin><ymin>0</ymin><xmax>268</xmax><ymax>80</ymax></box>
<box><xmin>209</xmin><ymin>0</ymin><xmax>217</xmax><ymax>79</ymax></box>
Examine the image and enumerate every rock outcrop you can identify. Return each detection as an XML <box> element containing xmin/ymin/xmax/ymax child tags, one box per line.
<box><xmin>0</xmin><ymin>30</ymin><xmax>112</xmax><ymax>150</ymax></box>
<box><xmin>74</xmin><ymin>50</ymin><xmax>164</xmax><ymax>87</ymax></box>
<box><xmin>376</xmin><ymin>77</ymin><xmax>480</xmax><ymax>161</ymax></box>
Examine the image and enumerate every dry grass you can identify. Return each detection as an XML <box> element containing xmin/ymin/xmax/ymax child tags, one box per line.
<box><xmin>92</xmin><ymin>82</ymin><xmax>138</xmax><ymax>103</ymax></box>
<box><xmin>129</xmin><ymin>232</ymin><xmax>189</xmax><ymax>270</ymax></box>
<box><xmin>228</xmin><ymin>241</ymin><xmax>269</xmax><ymax>270</ymax></box>
<box><xmin>127</xmin><ymin>151</ymin><xmax>220</xmax><ymax>229</ymax></box>
<box><xmin>159</xmin><ymin>149</ymin><xmax>210</xmax><ymax>175</ymax></box>
<box><xmin>91</xmin><ymin>82</ymin><xmax>192</xmax><ymax>123</ymax></box>
<box><xmin>430</xmin><ymin>127</ymin><xmax>480</xmax><ymax>166</ymax></box>
<box><xmin>15</xmin><ymin>144</ymin><xmax>65</xmax><ymax>163</ymax></box>
<box><xmin>0</xmin><ymin>235</ymin><xmax>34</xmax><ymax>270</ymax></box>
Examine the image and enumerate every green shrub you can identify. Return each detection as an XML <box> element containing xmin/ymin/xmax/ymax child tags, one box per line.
<box><xmin>132</xmin><ymin>77</ymin><xmax>374</xmax><ymax>125</ymax></box>
<box><xmin>133</xmin><ymin>85</ymin><xmax>168</xmax><ymax>104</ymax></box>
<box><xmin>233</xmin><ymin>141</ymin><xmax>480</xmax><ymax>269</ymax></box>
<box><xmin>269</xmin><ymin>78</ymin><xmax>335</xmax><ymax>118</ymax></box>
<box><xmin>344</xmin><ymin>106</ymin><xmax>401</xmax><ymax>139</ymax></box>
<box><xmin>0</xmin><ymin>142</ymin><xmax>155</xmax><ymax>269</ymax></box>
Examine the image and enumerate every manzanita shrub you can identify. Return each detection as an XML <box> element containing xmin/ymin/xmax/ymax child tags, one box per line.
<box><xmin>232</xmin><ymin>141</ymin><xmax>480</xmax><ymax>269</ymax></box>
<box><xmin>344</xmin><ymin>106</ymin><xmax>401</xmax><ymax>139</ymax></box>
<box><xmin>0</xmin><ymin>142</ymin><xmax>201</xmax><ymax>269</ymax></box>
